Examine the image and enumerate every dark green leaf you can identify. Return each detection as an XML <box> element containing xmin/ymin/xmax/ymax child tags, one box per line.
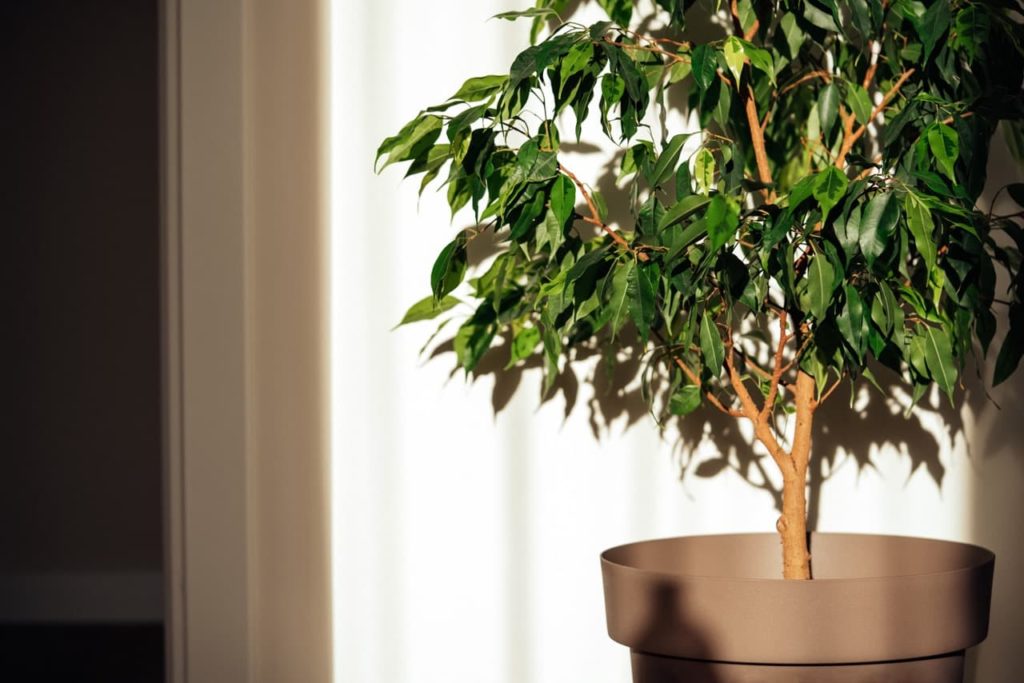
<box><xmin>818</xmin><ymin>83</ymin><xmax>839</xmax><ymax>139</ymax></box>
<box><xmin>430</xmin><ymin>236</ymin><xmax>468</xmax><ymax>299</ymax></box>
<box><xmin>922</xmin><ymin>325</ymin><xmax>957</xmax><ymax>399</ymax></box>
<box><xmin>690</xmin><ymin>44</ymin><xmax>717</xmax><ymax>94</ymax></box>
<box><xmin>670</xmin><ymin>384</ymin><xmax>702</xmax><ymax>416</ymax></box>
<box><xmin>550</xmin><ymin>174</ymin><xmax>577</xmax><ymax>225</ymax></box>
<box><xmin>927</xmin><ymin>124</ymin><xmax>959</xmax><ymax>182</ymax></box>
<box><xmin>806</xmin><ymin>253</ymin><xmax>837</xmax><ymax>319</ymax></box>
<box><xmin>905</xmin><ymin>192</ymin><xmax>937</xmax><ymax>272</ymax></box>
<box><xmin>608</xmin><ymin>259</ymin><xmax>636</xmax><ymax>336</ymax></box>
<box><xmin>700</xmin><ymin>311</ymin><xmax>725</xmax><ymax>377</ymax></box>
<box><xmin>858</xmin><ymin>192</ymin><xmax>900</xmax><ymax>267</ymax></box>
<box><xmin>916</xmin><ymin>0</ymin><xmax>951</xmax><ymax>63</ymax></box>
<box><xmin>994</xmin><ymin>305</ymin><xmax>1024</xmax><ymax>386</ymax></box>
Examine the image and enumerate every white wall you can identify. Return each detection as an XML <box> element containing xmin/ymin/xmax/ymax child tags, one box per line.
<box><xmin>331</xmin><ymin>2</ymin><xmax>1024</xmax><ymax>682</ymax></box>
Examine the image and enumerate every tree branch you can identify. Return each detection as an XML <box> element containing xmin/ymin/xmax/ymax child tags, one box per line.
<box><xmin>558</xmin><ymin>164</ymin><xmax>648</xmax><ymax>261</ymax></box>
<box><xmin>836</xmin><ymin>68</ymin><xmax>915</xmax><ymax>169</ymax></box>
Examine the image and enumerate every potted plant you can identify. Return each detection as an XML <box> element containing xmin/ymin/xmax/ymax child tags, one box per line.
<box><xmin>378</xmin><ymin>0</ymin><xmax>1024</xmax><ymax>680</ymax></box>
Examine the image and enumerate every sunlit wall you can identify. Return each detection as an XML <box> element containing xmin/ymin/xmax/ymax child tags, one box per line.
<box><xmin>331</xmin><ymin>2</ymin><xmax>1024</xmax><ymax>681</ymax></box>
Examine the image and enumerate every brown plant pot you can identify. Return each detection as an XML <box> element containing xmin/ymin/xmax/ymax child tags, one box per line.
<box><xmin>601</xmin><ymin>533</ymin><xmax>994</xmax><ymax>683</ymax></box>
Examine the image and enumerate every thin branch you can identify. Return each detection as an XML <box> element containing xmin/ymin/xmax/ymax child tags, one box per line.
<box><xmin>558</xmin><ymin>164</ymin><xmax>649</xmax><ymax>261</ymax></box>
<box><xmin>780</xmin><ymin>70</ymin><xmax>832</xmax><ymax>95</ymax></box>
<box><xmin>759</xmin><ymin>311</ymin><xmax>790</xmax><ymax>422</ymax></box>
<box><xmin>836</xmin><ymin>69</ymin><xmax>915</xmax><ymax>169</ymax></box>
<box><xmin>815</xmin><ymin>373</ymin><xmax>845</xmax><ymax>407</ymax></box>
<box><xmin>668</xmin><ymin>353</ymin><xmax>745</xmax><ymax>418</ymax></box>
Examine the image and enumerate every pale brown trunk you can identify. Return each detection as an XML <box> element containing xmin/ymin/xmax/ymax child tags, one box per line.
<box><xmin>778</xmin><ymin>370</ymin><xmax>815</xmax><ymax>580</ymax></box>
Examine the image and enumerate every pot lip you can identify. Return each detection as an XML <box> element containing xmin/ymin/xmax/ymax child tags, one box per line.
<box><xmin>601</xmin><ymin>532</ymin><xmax>995</xmax><ymax>585</ymax></box>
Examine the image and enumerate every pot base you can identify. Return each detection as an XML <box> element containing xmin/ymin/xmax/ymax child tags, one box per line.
<box><xmin>631</xmin><ymin>650</ymin><xmax>964</xmax><ymax>683</ymax></box>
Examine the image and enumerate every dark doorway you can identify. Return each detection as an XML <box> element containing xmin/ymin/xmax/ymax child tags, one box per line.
<box><xmin>0</xmin><ymin>1</ymin><xmax>164</xmax><ymax>680</ymax></box>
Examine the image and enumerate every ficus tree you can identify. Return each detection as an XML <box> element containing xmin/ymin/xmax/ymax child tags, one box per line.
<box><xmin>379</xmin><ymin>0</ymin><xmax>1024</xmax><ymax>579</ymax></box>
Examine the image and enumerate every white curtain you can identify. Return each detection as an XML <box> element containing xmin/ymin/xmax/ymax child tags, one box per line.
<box><xmin>330</xmin><ymin>2</ymin><xmax>1024</xmax><ymax>681</ymax></box>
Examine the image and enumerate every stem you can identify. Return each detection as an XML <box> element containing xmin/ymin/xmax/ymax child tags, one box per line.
<box><xmin>778</xmin><ymin>370</ymin><xmax>815</xmax><ymax>580</ymax></box>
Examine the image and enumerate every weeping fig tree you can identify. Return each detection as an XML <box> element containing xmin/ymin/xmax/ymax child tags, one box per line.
<box><xmin>379</xmin><ymin>0</ymin><xmax>1024</xmax><ymax>579</ymax></box>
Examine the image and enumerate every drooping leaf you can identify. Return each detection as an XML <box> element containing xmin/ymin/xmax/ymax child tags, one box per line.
<box><xmin>905</xmin><ymin>192</ymin><xmax>937</xmax><ymax>272</ymax></box>
<box><xmin>845</xmin><ymin>82</ymin><xmax>873</xmax><ymax>126</ymax></box>
<box><xmin>916</xmin><ymin>0</ymin><xmax>951</xmax><ymax>63</ymax></box>
<box><xmin>858</xmin><ymin>192</ymin><xmax>900</xmax><ymax>267</ymax></box>
<box><xmin>395</xmin><ymin>295</ymin><xmax>460</xmax><ymax>328</ymax></box>
<box><xmin>430</xmin><ymin>235</ymin><xmax>468</xmax><ymax>300</ymax></box>
<box><xmin>700</xmin><ymin>311</ymin><xmax>725</xmax><ymax>377</ymax></box>
<box><xmin>994</xmin><ymin>305</ymin><xmax>1024</xmax><ymax>386</ymax></box>
<box><xmin>927</xmin><ymin>124</ymin><xmax>959</xmax><ymax>182</ymax></box>
<box><xmin>694</xmin><ymin>148</ymin><xmax>716</xmax><ymax>195</ymax></box>
<box><xmin>690</xmin><ymin>44</ymin><xmax>718</xmax><ymax>94</ymax></box>
<box><xmin>723</xmin><ymin>36</ymin><xmax>745</xmax><ymax>87</ymax></box>
<box><xmin>608</xmin><ymin>259</ymin><xmax>636</xmax><ymax>337</ymax></box>
<box><xmin>921</xmin><ymin>325</ymin><xmax>957</xmax><ymax>399</ymax></box>
<box><xmin>818</xmin><ymin>83</ymin><xmax>839</xmax><ymax>139</ymax></box>
<box><xmin>806</xmin><ymin>253</ymin><xmax>837</xmax><ymax>320</ymax></box>
<box><xmin>813</xmin><ymin>166</ymin><xmax>848</xmax><ymax>217</ymax></box>
<box><xmin>670</xmin><ymin>384</ymin><xmax>702</xmax><ymax>416</ymax></box>
<box><xmin>506</xmin><ymin>326</ymin><xmax>542</xmax><ymax>367</ymax></box>
<box><xmin>550</xmin><ymin>174</ymin><xmax>577</xmax><ymax>225</ymax></box>
<box><xmin>451</xmin><ymin>74</ymin><xmax>508</xmax><ymax>102</ymax></box>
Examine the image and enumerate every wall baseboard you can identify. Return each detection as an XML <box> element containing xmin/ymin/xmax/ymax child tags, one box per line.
<box><xmin>0</xmin><ymin>572</ymin><xmax>163</xmax><ymax>623</ymax></box>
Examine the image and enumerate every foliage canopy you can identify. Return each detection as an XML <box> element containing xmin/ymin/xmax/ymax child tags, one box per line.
<box><xmin>381</xmin><ymin>0</ymin><xmax>1024</xmax><ymax>430</ymax></box>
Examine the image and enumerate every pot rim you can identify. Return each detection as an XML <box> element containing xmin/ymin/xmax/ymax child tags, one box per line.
<box><xmin>601</xmin><ymin>532</ymin><xmax>995</xmax><ymax>584</ymax></box>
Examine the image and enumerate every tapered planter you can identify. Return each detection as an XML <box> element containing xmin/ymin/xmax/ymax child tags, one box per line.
<box><xmin>601</xmin><ymin>533</ymin><xmax>994</xmax><ymax>683</ymax></box>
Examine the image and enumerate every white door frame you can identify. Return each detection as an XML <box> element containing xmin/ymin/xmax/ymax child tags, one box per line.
<box><xmin>161</xmin><ymin>1</ymin><xmax>331</xmax><ymax>680</ymax></box>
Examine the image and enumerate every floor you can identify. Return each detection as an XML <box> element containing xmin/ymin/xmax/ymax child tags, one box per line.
<box><xmin>0</xmin><ymin>624</ymin><xmax>163</xmax><ymax>681</ymax></box>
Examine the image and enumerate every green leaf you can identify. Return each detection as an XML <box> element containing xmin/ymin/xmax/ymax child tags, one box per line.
<box><xmin>845</xmin><ymin>82</ymin><xmax>873</xmax><ymax>126</ymax></box>
<box><xmin>743</xmin><ymin>45</ymin><xmax>774</xmax><ymax>84</ymax></box>
<box><xmin>690</xmin><ymin>44</ymin><xmax>717</xmax><ymax>94</ymax></box>
<box><xmin>376</xmin><ymin>115</ymin><xmax>443</xmax><ymax>171</ymax></box>
<box><xmin>430</xmin><ymin>235</ymin><xmax>468</xmax><ymax>299</ymax></box>
<box><xmin>778</xmin><ymin>13</ymin><xmax>804</xmax><ymax>59</ymax></box>
<box><xmin>650</xmin><ymin>134</ymin><xmax>691</xmax><ymax>187</ymax></box>
<box><xmin>669</xmin><ymin>384</ymin><xmax>702</xmax><ymax>416</ymax></box>
<box><xmin>837</xmin><ymin>285</ymin><xmax>866</xmax><ymax>360</ymax></box>
<box><xmin>723</xmin><ymin>36</ymin><xmax>745</xmax><ymax>87</ymax></box>
<box><xmin>806</xmin><ymin>253</ymin><xmax>837</xmax><ymax>319</ymax></box>
<box><xmin>858</xmin><ymin>192</ymin><xmax>900</xmax><ymax>267</ymax></box>
<box><xmin>706</xmin><ymin>195</ymin><xmax>739</xmax><ymax>252</ymax></box>
<box><xmin>659</xmin><ymin>193</ymin><xmax>711</xmax><ymax>231</ymax></box>
<box><xmin>994</xmin><ymin>304</ymin><xmax>1024</xmax><ymax>386</ymax></box>
<box><xmin>550</xmin><ymin>174</ymin><xmax>577</xmax><ymax>225</ymax></box>
<box><xmin>451</xmin><ymin>74</ymin><xmax>508</xmax><ymax>102</ymax></box>
<box><xmin>694</xmin><ymin>148</ymin><xmax>716</xmax><ymax>195</ymax></box>
<box><xmin>630</xmin><ymin>264</ymin><xmax>658</xmax><ymax>342</ymax></box>
<box><xmin>927</xmin><ymin>124</ymin><xmax>959</xmax><ymax>182</ymax></box>
<box><xmin>597</xmin><ymin>0</ymin><xmax>634</xmax><ymax>25</ymax></box>
<box><xmin>700</xmin><ymin>311</ymin><xmax>725</xmax><ymax>377</ymax></box>
<box><xmin>905</xmin><ymin>192</ymin><xmax>937</xmax><ymax>272</ymax></box>
<box><xmin>394</xmin><ymin>295</ymin><xmax>460</xmax><ymax>328</ymax></box>
<box><xmin>813</xmin><ymin>166</ymin><xmax>848</xmax><ymax>217</ymax></box>
<box><xmin>818</xmin><ymin>83</ymin><xmax>839</xmax><ymax>139</ymax></box>
<box><xmin>916</xmin><ymin>0</ymin><xmax>951</xmax><ymax>63</ymax></box>
<box><xmin>922</xmin><ymin>325</ymin><xmax>957</xmax><ymax>399</ymax></box>
<box><xmin>608</xmin><ymin>259</ymin><xmax>636</xmax><ymax>337</ymax></box>
<box><xmin>507</xmin><ymin>326</ymin><xmax>541</xmax><ymax>368</ymax></box>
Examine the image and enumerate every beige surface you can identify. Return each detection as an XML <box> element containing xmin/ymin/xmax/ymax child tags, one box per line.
<box><xmin>165</xmin><ymin>0</ymin><xmax>330</xmax><ymax>680</ymax></box>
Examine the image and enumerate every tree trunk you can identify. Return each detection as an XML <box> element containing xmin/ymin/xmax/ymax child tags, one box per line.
<box><xmin>778</xmin><ymin>370</ymin><xmax>815</xmax><ymax>580</ymax></box>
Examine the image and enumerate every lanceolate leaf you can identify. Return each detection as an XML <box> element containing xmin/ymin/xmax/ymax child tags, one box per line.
<box><xmin>927</xmin><ymin>124</ymin><xmax>959</xmax><ymax>182</ymax></box>
<box><xmin>431</xmin><ymin>235</ymin><xmax>468</xmax><ymax>300</ymax></box>
<box><xmin>700</xmin><ymin>312</ymin><xmax>725</xmax><ymax>377</ymax></box>
<box><xmin>818</xmin><ymin>83</ymin><xmax>839</xmax><ymax>139</ymax></box>
<box><xmin>550</xmin><ymin>174</ymin><xmax>577</xmax><ymax>225</ymax></box>
<box><xmin>916</xmin><ymin>0</ymin><xmax>951</xmax><ymax>63</ymax></box>
<box><xmin>723</xmin><ymin>36</ymin><xmax>745</xmax><ymax>87</ymax></box>
<box><xmin>608</xmin><ymin>259</ymin><xmax>636</xmax><ymax>337</ymax></box>
<box><xmin>395</xmin><ymin>295</ymin><xmax>460</xmax><ymax>328</ymax></box>
<box><xmin>922</xmin><ymin>325</ymin><xmax>957</xmax><ymax>399</ymax></box>
<box><xmin>451</xmin><ymin>74</ymin><xmax>508</xmax><ymax>102</ymax></box>
<box><xmin>690</xmin><ymin>44</ymin><xmax>717</xmax><ymax>94</ymax></box>
<box><xmin>694</xmin><ymin>148</ymin><xmax>716</xmax><ymax>195</ymax></box>
<box><xmin>670</xmin><ymin>384</ymin><xmax>702</xmax><ymax>415</ymax></box>
<box><xmin>994</xmin><ymin>304</ymin><xmax>1024</xmax><ymax>387</ymax></box>
<box><xmin>905</xmin><ymin>192</ymin><xmax>937</xmax><ymax>272</ymax></box>
<box><xmin>806</xmin><ymin>253</ymin><xmax>837</xmax><ymax>320</ymax></box>
<box><xmin>813</xmin><ymin>166</ymin><xmax>848</xmax><ymax>217</ymax></box>
<box><xmin>858</xmin><ymin>192</ymin><xmax>900</xmax><ymax>267</ymax></box>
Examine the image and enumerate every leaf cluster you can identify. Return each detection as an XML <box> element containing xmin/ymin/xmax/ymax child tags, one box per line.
<box><xmin>382</xmin><ymin>0</ymin><xmax>1024</xmax><ymax>421</ymax></box>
